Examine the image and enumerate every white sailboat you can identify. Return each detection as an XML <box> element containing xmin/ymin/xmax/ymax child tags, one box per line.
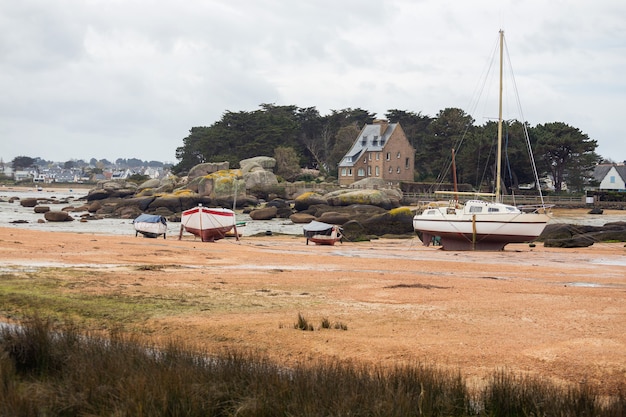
<box><xmin>413</xmin><ymin>30</ymin><xmax>552</xmax><ymax>251</ymax></box>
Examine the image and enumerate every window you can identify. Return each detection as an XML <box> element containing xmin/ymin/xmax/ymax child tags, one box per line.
<box><xmin>610</xmin><ymin>176</ymin><xmax>616</xmax><ymax>183</ymax></box>
<box><xmin>367</xmin><ymin>166</ymin><xmax>371</xmax><ymax>176</ymax></box>
<box><xmin>357</xmin><ymin>168</ymin><xmax>365</xmax><ymax>177</ymax></box>
<box><xmin>348</xmin><ymin>168</ymin><xmax>352</xmax><ymax>176</ymax></box>
<box><xmin>405</xmin><ymin>157</ymin><xmax>410</xmax><ymax>169</ymax></box>
<box><xmin>388</xmin><ymin>167</ymin><xmax>392</xmax><ymax>173</ymax></box>
<box><xmin>488</xmin><ymin>207</ymin><xmax>500</xmax><ymax>213</ymax></box>
<box><xmin>386</xmin><ymin>152</ymin><xmax>390</xmax><ymax>160</ymax></box>
<box><xmin>375</xmin><ymin>166</ymin><xmax>379</xmax><ymax>176</ymax></box>
<box><xmin>376</xmin><ymin>153</ymin><xmax>380</xmax><ymax>160</ymax></box>
<box><xmin>368</xmin><ymin>153</ymin><xmax>372</xmax><ymax>161</ymax></box>
<box><xmin>396</xmin><ymin>167</ymin><xmax>400</xmax><ymax>173</ymax></box>
<box><xmin>341</xmin><ymin>168</ymin><xmax>346</xmax><ymax>176</ymax></box>
<box><xmin>397</xmin><ymin>152</ymin><xmax>401</xmax><ymax>159</ymax></box>
<box><xmin>469</xmin><ymin>206</ymin><xmax>483</xmax><ymax>213</ymax></box>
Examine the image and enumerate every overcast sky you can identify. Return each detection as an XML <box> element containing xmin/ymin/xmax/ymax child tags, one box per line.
<box><xmin>1</xmin><ymin>0</ymin><xmax>624</xmax><ymax>165</ymax></box>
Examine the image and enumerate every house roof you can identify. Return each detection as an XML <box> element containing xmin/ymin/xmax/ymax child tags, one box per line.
<box><xmin>340</xmin><ymin>122</ymin><xmax>398</xmax><ymax>168</ymax></box>
<box><xmin>593</xmin><ymin>164</ymin><xmax>626</xmax><ymax>183</ymax></box>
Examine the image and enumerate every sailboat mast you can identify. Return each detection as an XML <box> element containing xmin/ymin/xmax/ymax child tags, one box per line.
<box><xmin>495</xmin><ymin>29</ymin><xmax>504</xmax><ymax>203</ymax></box>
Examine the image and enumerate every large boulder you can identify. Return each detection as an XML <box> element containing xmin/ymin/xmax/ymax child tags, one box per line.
<box><xmin>244</xmin><ymin>169</ymin><xmax>279</xmax><ymax>190</ymax></box>
<box><xmin>294</xmin><ymin>192</ymin><xmax>328</xmax><ymax>211</ymax></box>
<box><xmin>540</xmin><ymin>221</ymin><xmax>626</xmax><ymax>247</ymax></box>
<box><xmin>20</xmin><ymin>198</ymin><xmax>38</xmax><ymax>207</ymax></box>
<box><xmin>249</xmin><ymin>206</ymin><xmax>278</xmax><ymax>220</ymax></box>
<box><xmin>240</xmin><ymin>156</ymin><xmax>276</xmax><ymax>173</ymax></box>
<box><xmin>188</xmin><ymin>162</ymin><xmax>229</xmax><ymax>180</ymax></box>
<box><xmin>325</xmin><ymin>189</ymin><xmax>397</xmax><ymax>210</ymax></box>
<box><xmin>289</xmin><ymin>213</ymin><xmax>316</xmax><ymax>224</ymax></box>
<box><xmin>137</xmin><ymin>178</ymin><xmax>161</xmax><ymax>191</ymax></box>
<box><xmin>361</xmin><ymin>207</ymin><xmax>415</xmax><ymax>235</ymax></box>
<box><xmin>44</xmin><ymin>211</ymin><xmax>74</xmax><ymax>222</ymax></box>
<box><xmin>317</xmin><ymin>211</ymin><xmax>351</xmax><ymax>225</ymax></box>
<box><xmin>197</xmin><ymin>170</ymin><xmax>245</xmax><ymax>201</ymax></box>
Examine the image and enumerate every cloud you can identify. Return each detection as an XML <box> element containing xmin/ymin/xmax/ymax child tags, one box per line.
<box><xmin>0</xmin><ymin>0</ymin><xmax>624</xmax><ymax>164</ymax></box>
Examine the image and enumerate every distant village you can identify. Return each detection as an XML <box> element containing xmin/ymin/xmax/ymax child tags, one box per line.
<box><xmin>0</xmin><ymin>158</ymin><xmax>173</xmax><ymax>184</ymax></box>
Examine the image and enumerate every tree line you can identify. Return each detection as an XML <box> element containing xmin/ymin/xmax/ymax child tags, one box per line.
<box><xmin>174</xmin><ymin>104</ymin><xmax>600</xmax><ymax>193</ymax></box>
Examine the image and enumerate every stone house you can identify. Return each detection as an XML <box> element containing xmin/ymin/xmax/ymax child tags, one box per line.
<box><xmin>338</xmin><ymin>120</ymin><xmax>415</xmax><ymax>186</ymax></box>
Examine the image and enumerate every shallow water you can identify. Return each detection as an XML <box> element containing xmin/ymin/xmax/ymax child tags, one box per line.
<box><xmin>0</xmin><ymin>188</ymin><xmax>303</xmax><ymax>237</ymax></box>
<box><xmin>1</xmin><ymin>188</ymin><xmax>623</xmax><ymax>237</ymax></box>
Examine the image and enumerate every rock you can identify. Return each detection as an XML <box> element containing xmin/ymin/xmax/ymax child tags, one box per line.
<box><xmin>44</xmin><ymin>211</ymin><xmax>74</xmax><ymax>222</ymax></box>
<box><xmin>361</xmin><ymin>207</ymin><xmax>415</xmax><ymax>235</ymax></box>
<box><xmin>544</xmin><ymin>236</ymin><xmax>594</xmax><ymax>248</ymax></box>
<box><xmin>86</xmin><ymin>189</ymin><xmax>111</xmax><ymax>201</ymax></box>
<box><xmin>34</xmin><ymin>205</ymin><xmax>50</xmax><ymax>213</ymax></box>
<box><xmin>249</xmin><ymin>206</ymin><xmax>278</xmax><ymax>220</ymax></box>
<box><xmin>540</xmin><ymin>221</ymin><xmax>626</xmax><ymax>247</ymax></box>
<box><xmin>317</xmin><ymin>212</ymin><xmax>351</xmax><ymax>225</ymax></box>
<box><xmin>588</xmin><ymin>208</ymin><xmax>603</xmax><ymax>215</ymax></box>
<box><xmin>244</xmin><ymin>169</ymin><xmax>279</xmax><ymax>190</ymax></box>
<box><xmin>188</xmin><ymin>162</ymin><xmax>230</xmax><ymax>180</ymax></box>
<box><xmin>197</xmin><ymin>170</ymin><xmax>245</xmax><ymax>200</ymax></box>
<box><xmin>240</xmin><ymin>156</ymin><xmax>276</xmax><ymax>173</ymax></box>
<box><xmin>289</xmin><ymin>213</ymin><xmax>316</xmax><ymax>224</ymax></box>
<box><xmin>20</xmin><ymin>198</ymin><xmax>38</xmax><ymax>207</ymax></box>
<box><xmin>325</xmin><ymin>189</ymin><xmax>397</xmax><ymax>210</ymax></box>
<box><xmin>88</xmin><ymin>201</ymin><xmax>102</xmax><ymax>212</ymax></box>
<box><xmin>294</xmin><ymin>192</ymin><xmax>327</xmax><ymax>211</ymax></box>
<box><xmin>137</xmin><ymin>178</ymin><xmax>161</xmax><ymax>191</ymax></box>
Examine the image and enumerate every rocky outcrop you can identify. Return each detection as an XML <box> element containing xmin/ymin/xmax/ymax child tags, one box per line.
<box><xmin>540</xmin><ymin>221</ymin><xmax>626</xmax><ymax>247</ymax></box>
<box><xmin>240</xmin><ymin>156</ymin><xmax>276</xmax><ymax>173</ymax></box>
<box><xmin>187</xmin><ymin>162</ymin><xmax>230</xmax><ymax>180</ymax></box>
<box><xmin>293</xmin><ymin>192</ymin><xmax>327</xmax><ymax>211</ymax></box>
<box><xmin>325</xmin><ymin>189</ymin><xmax>399</xmax><ymax>210</ymax></box>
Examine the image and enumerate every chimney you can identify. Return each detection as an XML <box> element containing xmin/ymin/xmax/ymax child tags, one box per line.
<box><xmin>373</xmin><ymin>119</ymin><xmax>389</xmax><ymax>135</ymax></box>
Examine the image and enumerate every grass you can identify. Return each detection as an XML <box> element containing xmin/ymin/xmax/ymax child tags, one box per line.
<box><xmin>0</xmin><ymin>316</ymin><xmax>624</xmax><ymax>416</ymax></box>
<box><xmin>0</xmin><ymin>269</ymin><xmax>202</xmax><ymax>329</ymax></box>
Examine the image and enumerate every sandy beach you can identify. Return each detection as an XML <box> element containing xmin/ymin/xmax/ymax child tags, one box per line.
<box><xmin>0</xmin><ymin>224</ymin><xmax>625</xmax><ymax>394</ymax></box>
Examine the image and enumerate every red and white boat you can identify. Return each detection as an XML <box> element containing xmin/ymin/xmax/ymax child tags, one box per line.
<box><xmin>179</xmin><ymin>205</ymin><xmax>238</xmax><ymax>242</ymax></box>
<box><xmin>303</xmin><ymin>221</ymin><xmax>343</xmax><ymax>246</ymax></box>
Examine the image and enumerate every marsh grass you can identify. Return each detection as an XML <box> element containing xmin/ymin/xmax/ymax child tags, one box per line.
<box><xmin>1</xmin><ymin>317</ymin><xmax>624</xmax><ymax>416</ymax></box>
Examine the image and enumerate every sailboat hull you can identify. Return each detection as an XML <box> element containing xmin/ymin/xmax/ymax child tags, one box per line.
<box><xmin>413</xmin><ymin>202</ymin><xmax>550</xmax><ymax>251</ymax></box>
<box><xmin>181</xmin><ymin>207</ymin><xmax>236</xmax><ymax>242</ymax></box>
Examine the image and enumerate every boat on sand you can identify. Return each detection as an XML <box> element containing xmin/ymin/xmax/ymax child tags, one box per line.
<box><xmin>412</xmin><ymin>30</ymin><xmax>552</xmax><ymax>251</ymax></box>
<box><xmin>303</xmin><ymin>221</ymin><xmax>343</xmax><ymax>245</ymax></box>
<box><xmin>179</xmin><ymin>205</ymin><xmax>238</xmax><ymax>242</ymax></box>
<box><xmin>133</xmin><ymin>214</ymin><xmax>167</xmax><ymax>239</ymax></box>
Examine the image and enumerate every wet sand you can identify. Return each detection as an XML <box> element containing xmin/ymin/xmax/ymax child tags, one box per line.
<box><xmin>0</xmin><ymin>226</ymin><xmax>625</xmax><ymax>394</ymax></box>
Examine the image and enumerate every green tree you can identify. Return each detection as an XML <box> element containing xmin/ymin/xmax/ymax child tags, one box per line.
<box><xmin>532</xmin><ymin>122</ymin><xmax>598</xmax><ymax>192</ymax></box>
<box><xmin>11</xmin><ymin>156</ymin><xmax>35</xmax><ymax>170</ymax></box>
<box><xmin>419</xmin><ymin>108</ymin><xmax>474</xmax><ymax>183</ymax></box>
<box><xmin>274</xmin><ymin>146</ymin><xmax>301</xmax><ymax>181</ymax></box>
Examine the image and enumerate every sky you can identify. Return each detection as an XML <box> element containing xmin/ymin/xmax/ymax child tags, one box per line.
<box><xmin>1</xmin><ymin>0</ymin><xmax>625</xmax><ymax>165</ymax></box>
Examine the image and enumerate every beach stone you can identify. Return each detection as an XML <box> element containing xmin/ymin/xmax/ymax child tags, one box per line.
<box><xmin>289</xmin><ymin>213</ymin><xmax>316</xmax><ymax>224</ymax></box>
<box><xmin>34</xmin><ymin>205</ymin><xmax>50</xmax><ymax>213</ymax></box>
<box><xmin>249</xmin><ymin>206</ymin><xmax>277</xmax><ymax>220</ymax></box>
<box><xmin>20</xmin><ymin>198</ymin><xmax>38</xmax><ymax>207</ymax></box>
<box><xmin>44</xmin><ymin>211</ymin><xmax>74</xmax><ymax>222</ymax></box>
<box><xmin>317</xmin><ymin>211</ymin><xmax>351</xmax><ymax>225</ymax></box>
